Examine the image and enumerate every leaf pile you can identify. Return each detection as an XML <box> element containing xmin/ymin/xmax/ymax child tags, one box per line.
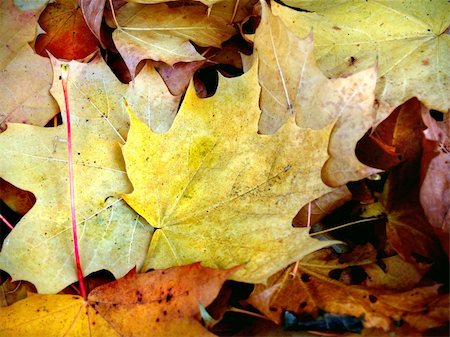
<box><xmin>0</xmin><ymin>0</ymin><xmax>448</xmax><ymax>336</ymax></box>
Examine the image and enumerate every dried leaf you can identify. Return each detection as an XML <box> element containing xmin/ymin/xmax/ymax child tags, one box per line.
<box><xmin>35</xmin><ymin>0</ymin><xmax>99</xmax><ymax>60</ymax></box>
<box><xmin>249</xmin><ymin>264</ymin><xmax>448</xmax><ymax>332</ymax></box>
<box><xmin>0</xmin><ymin>0</ymin><xmax>58</xmax><ymax>128</ymax></box>
<box><xmin>0</xmin><ymin>54</ymin><xmax>182</xmax><ymax>293</ymax></box>
<box><xmin>0</xmin><ymin>263</ymin><xmax>233</xmax><ymax>336</ymax></box>
<box><xmin>272</xmin><ymin>1</ymin><xmax>450</xmax><ymax>122</ymax></box>
<box><xmin>247</xmin><ymin>2</ymin><xmax>379</xmax><ymax>186</ymax></box>
<box><xmin>420</xmin><ymin>111</ymin><xmax>450</xmax><ymax>233</ymax></box>
<box><xmin>113</xmin><ymin>3</ymin><xmax>236</xmax><ymax>78</ymax></box>
<box><xmin>122</xmin><ymin>63</ymin><xmax>338</xmax><ymax>284</ymax></box>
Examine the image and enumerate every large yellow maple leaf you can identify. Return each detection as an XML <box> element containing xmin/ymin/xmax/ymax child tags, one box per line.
<box><xmin>0</xmin><ymin>53</ymin><xmax>181</xmax><ymax>293</ymax></box>
<box><xmin>122</xmin><ymin>64</ymin><xmax>338</xmax><ymax>284</ymax></box>
<box><xmin>273</xmin><ymin>0</ymin><xmax>450</xmax><ymax>121</ymax></box>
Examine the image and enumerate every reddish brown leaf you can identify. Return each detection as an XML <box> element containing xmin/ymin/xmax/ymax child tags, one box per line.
<box><xmin>154</xmin><ymin>60</ymin><xmax>206</xmax><ymax>96</ymax></box>
<box><xmin>248</xmin><ymin>264</ymin><xmax>448</xmax><ymax>333</ymax></box>
<box><xmin>0</xmin><ymin>178</ymin><xmax>35</xmax><ymax>216</ymax></box>
<box><xmin>35</xmin><ymin>0</ymin><xmax>99</xmax><ymax>59</ymax></box>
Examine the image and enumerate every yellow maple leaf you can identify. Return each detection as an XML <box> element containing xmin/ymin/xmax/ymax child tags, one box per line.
<box><xmin>273</xmin><ymin>0</ymin><xmax>450</xmax><ymax>121</ymax></box>
<box><xmin>122</xmin><ymin>63</ymin><xmax>339</xmax><ymax>284</ymax></box>
<box><xmin>0</xmin><ymin>54</ymin><xmax>180</xmax><ymax>293</ymax></box>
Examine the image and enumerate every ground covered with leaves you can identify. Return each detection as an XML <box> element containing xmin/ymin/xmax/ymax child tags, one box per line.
<box><xmin>0</xmin><ymin>0</ymin><xmax>449</xmax><ymax>336</ymax></box>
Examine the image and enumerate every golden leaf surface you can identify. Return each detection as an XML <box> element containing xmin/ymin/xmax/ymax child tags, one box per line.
<box><xmin>273</xmin><ymin>0</ymin><xmax>450</xmax><ymax>121</ymax></box>
<box><xmin>122</xmin><ymin>64</ymin><xmax>339</xmax><ymax>284</ymax></box>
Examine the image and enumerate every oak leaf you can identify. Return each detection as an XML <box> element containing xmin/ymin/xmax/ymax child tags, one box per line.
<box><xmin>246</xmin><ymin>1</ymin><xmax>379</xmax><ymax>186</ymax></box>
<box><xmin>112</xmin><ymin>3</ymin><xmax>236</xmax><ymax>78</ymax></box>
<box><xmin>0</xmin><ymin>263</ymin><xmax>233</xmax><ymax>337</ymax></box>
<box><xmin>122</xmin><ymin>63</ymin><xmax>338</xmax><ymax>284</ymax></box>
<box><xmin>0</xmin><ymin>0</ymin><xmax>58</xmax><ymax>128</ymax></box>
<box><xmin>272</xmin><ymin>1</ymin><xmax>450</xmax><ymax>122</ymax></box>
<box><xmin>0</xmin><ymin>53</ymin><xmax>183</xmax><ymax>293</ymax></box>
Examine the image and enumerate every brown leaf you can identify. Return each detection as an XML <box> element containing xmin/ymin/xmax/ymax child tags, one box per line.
<box><xmin>248</xmin><ymin>264</ymin><xmax>448</xmax><ymax>332</ymax></box>
<box><xmin>78</xmin><ymin>0</ymin><xmax>106</xmax><ymax>46</ymax></box>
<box><xmin>154</xmin><ymin>60</ymin><xmax>206</xmax><ymax>96</ymax></box>
<box><xmin>0</xmin><ymin>178</ymin><xmax>35</xmax><ymax>216</ymax></box>
<box><xmin>293</xmin><ymin>186</ymin><xmax>352</xmax><ymax>227</ymax></box>
<box><xmin>35</xmin><ymin>0</ymin><xmax>99</xmax><ymax>60</ymax></box>
<box><xmin>420</xmin><ymin>111</ymin><xmax>450</xmax><ymax>233</ymax></box>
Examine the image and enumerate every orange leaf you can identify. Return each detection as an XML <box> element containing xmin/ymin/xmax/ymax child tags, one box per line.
<box><xmin>35</xmin><ymin>0</ymin><xmax>99</xmax><ymax>60</ymax></box>
<box><xmin>0</xmin><ymin>263</ymin><xmax>236</xmax><ymax>336</ymax></box>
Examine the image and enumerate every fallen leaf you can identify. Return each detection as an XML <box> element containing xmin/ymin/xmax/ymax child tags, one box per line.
<box><xmin>122</xmin><ymin>63</ymin><xmax>339</xmax><ymax>284</ymax></box>
<box><xmin>0</xmin><ymin>178</ymin><xmax>35</xmax><ymax>216</ymax></box>
<box><xmin>0</xmin><ymin>53</ymin><xmax>180</xmax><ymax>293</ymax></box>
<box><xmin>293</xmin><ymin>185</ymin><xmax>352</xmax><ymax>227</ymax></box>
<box><xmin>0</xmin><ymin>0</ymin><xmax>59</xmax><ymax>128</ymax></box>
<box><xmin>420</xmin><ymin>111</ymin><xmax>450</xmax><ymax>233</ymax></box>
<box><xmin>272</xmin><ymin>1</ymin><xmax>450</xmax><ymax>123</ymax></box>
<box><xmin>210</xmin><ymin>0</ymin><xmax>257</xmax><ymax>23</ymax></box>
<box><xmin>78</xmin><ymin>0</ymin><xmax>106</xmax><ymax>45</ymax></box>
<box><xmin>246</xmin><ymin>1</ymin><xmax>379</xmax><ymax>186</ymax></box>
<box><xmin>248</xmin><ymin>264</ymin><xmax>449</xmax><ymax>332</ymax></box>
<box><xmin>35</xmin><ymin>0</ymin><xmax>99</xmax><ymax>60</ymax></box>
<box><xmin>154</xmin><ymin>60</ymin><xmax>206</xmax><ymax>96</ymax></box>
<box><xmin>112</xmin><ymin>3</ymin><xmax>236</xmax><ymax>79</ymax></box>
<box><xmin>0</xmin><ymin>263</ymin><xmax>232</xmax><ymax>336</ymax></box>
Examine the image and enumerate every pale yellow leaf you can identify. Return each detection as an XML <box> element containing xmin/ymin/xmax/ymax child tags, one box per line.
<box><xmin>113</xmin><ymin>3</ymin><xmax>236</xmax><ymax>78</ymax></box>
<box><xmin>273</xmin><ymin>0</ymin><xmax>450</xmax><ymax>121</ymax></box>
<box><xmin>247</xmin><ymin>1</ymin><xmax>379</xmax><ymax>186</ymax></box>
<box><xmin>0</xmin><ymin>0</ymin><xmax>58</xmax><ymax>128</ymax></box>
<box><xmin>0</xmin><ymin>54</ymin><xmax>180</xmax><ymax>293</ymax></box>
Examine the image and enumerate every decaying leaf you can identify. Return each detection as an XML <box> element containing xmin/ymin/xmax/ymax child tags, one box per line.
<box><xmin>272</xmin><ymin>1</ymin><xmax>450</xmax><ymax>122</ymax></box>
<box><xmin>246</xmin><ymin>1</ymin><xmax>379</xmax><ymax>186</ymax></box>
<box><xmin>0</xmin><ymin>55</ymin><xmax>177</xmax><ymax>293</ymax></box>
<box><xmin>112</xmin><ymin>3</ymin><xmax>236</xmax><ymax>78</ymax></box>
<box><xmin>248</xmin><ymin>264</ymin><xmax>449</xmax><ymax>333</ymax></box>
<box><xmin>0</xmin><ymin>178</ymin><xmax>35</xmax><ymax>216</ymax></box>
<box><xmin>35</xmin><ymin>0</ymin><xmax>99</xmax><ymax>60</ymax></box>
<box><xmin>0</xmin><ymin>0</ymin><xmax>58</xmax><ymax>128</ymax></box>
<box><xmin>0</xmin><ymin>263</ymin><xmax>233</xmax><ymax>336</ymax></box>
<box><xmin>78</xmin><ymin>0</ymin><xmax>106</xmax><ymax>45</ymax></box>
<box><xmin>420</xmin><ymin>111</ymin><xmax>450</xmax><ymax>233</ymax></box>
<box><xmin>122</xmin><ymin>63</ymin><xmax>338</xmax><ymax>284</ymax></box>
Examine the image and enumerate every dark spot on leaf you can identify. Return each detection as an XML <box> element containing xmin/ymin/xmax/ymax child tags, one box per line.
<box><xmin>185</xmin><ymin>290</ymin><xmax>189</xmax><ymax>295</ymax></box>
<box><xmin>300</xmin><ymin>273</ymin><xmax>311</xmax><ymax>282</ymax></box>
<box><xmin>72</xmin><ymin>296</ymin><xmax>78</xmax><ymax>300</ymax></box>
<box><xmin>158</xmin><ymin>299</ymin><xmax>162</xmax><ymax>304</ymax></box>
<box><xmin>269</xmin><ymin>306</ymin><xmax>278</xmax><ymax>312</ymax></box>
<box><xmin>369</xmin><ymin>294</ymin><xmax>377</xmax><ymax>303</ymax></box>
<box><xmin>136</xmin><ymin>290</ymin><xmax>143</xmax><ymax>302</ymax></box>
<box><xmin>163</xmin><ymin>310</ymin><xmax>167</xmax><ymax>316</ymax></box>
<box><xmin>422</xmin><ymin>58</ymin><xmax>430</xmax><ymax>65</ymax></box>
<box><xmin>348</xmin><ymin>56</ymin><xmax>357</xmax><ymax>66</ymax></box>
<box><xmin>300</xmin><ymin>301</ymin><xmax>307</xmax><ymax>309</ymax></box>
<box><xmin>156</xmin><ymin>318</ymin><xmax>160</xmax><ymax>322</ymax></box>
<box><xmin>332</xmin><ymin>25</ymin><xmax>341</xmax><ymax>30</ymax></box>
<box><xmin>166</xmin><ymin>293</ymin><xmax>173</xmax><ymax>302</ymax></box>
<box><xmin>92</xmin><ymin>321</ymin><xmax>96</xmax><ymax>325</ymax></box>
